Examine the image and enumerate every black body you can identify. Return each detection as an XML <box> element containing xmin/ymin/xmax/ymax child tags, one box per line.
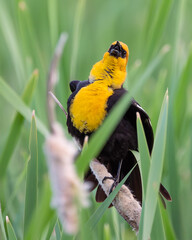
<box><xmin>67</xmin><ymin>80</ymin><xmax>171</xmax><ymax>204</ymax></box>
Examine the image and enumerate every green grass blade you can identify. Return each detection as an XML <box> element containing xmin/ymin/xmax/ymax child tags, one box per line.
<box><xmin>170</xmin><ymin>0</ymin><xmax>186</xmax><ymax>83</ymax></box>
<box><xmin>136</xmin><ymin>114</ymin><xmax>151</xmax><ymax>239</ymax></box>
<box><xmin>142</xmin><ymin>91</ymin><xmax>169</xmax><ymax>240</ymax></box>
<box><xmin>17</xmin><ymin>0</ymin><xmax>46</xmax><ymax>83</ymax></box>
<box><xmin>145</xmin><ymin>0</ymin><xmax>173</xmax><ymax>61</ymax></box>
<box><xmin>70</xmin><ymin>0</ymin><xmax>86</xmax><ymax>81</ymax></box>
<box><xmin>142</xmin><ymin>0</ymin><xmax>158</xmax><ymax>43</ymax></box>
<box><xmin>76</xmin><ymin>49</ymin><xmax>168</xmax><ymax>176</ymax></box>
<box><xmin>174</xmin><ymin>43</ymin><xmax>192</xmax><ymax>135</ymax></box>
<box><xmin>0</xmin><ymin>77</ymin><xmax>49</xmax><ymax>137</ymax></box>
<box><xmin>136</xmin><ymin>106</ymin><xmax>167</xmax><ymax>240</ymax></box>
<box><xmin>136</xmin><ymin>113</ymin><xmax>151</xmax><ymax>198</ymax></box>
<box><xmin>48</xmin><ymin>0</ymin><xmax>58</xmax><ymax>48</ymax></box>
<box><xmin>150</xmin><ymin>69</ymin><xmax>167</xmax><ymax>130</ymax></box>
<box><xmin>0</xmin><ymin>70</ymin><xmax>38</xmax><ymax>179</ymax></box>
<box><xmin>3</xmin><ymin>161</ymin><xmax>28</xmax><ymax>218</ymax></box>
<box><xmin>0</xmin><ymin>1</ymin><xmax>25</xmax><ymax>83</ymax></box>
<box><xmin>111</xmin><ymin>208</ymin><xmax>121</xmax><ymax>240</ymax></box>
<box><xmin>103</xmin><ymin>224</ymin><xmax>111</xmax><ymax>240</ymax></box>
<box><xmin>55</xmin><ymin>220</ymin><xmax>61</xmax><ymax>240</ymax></box>
<box><xmin>151</xmin><ymin>201</ymin><xmax>166</xmax><ymax>240</ymax></box>
<box><xmin>24</xmin><ymin>111</ymin><xmax>38</xmax><ymax>236</ymax></box>
<box><xmin>166</xmin><ymin>0</ymin><xmax>185</xmax><ymax>230</ymax></box>
<box><xmin>24</xmin><ymin>181</ymin><xmax>55</xmax><ymax>240</ymax></box>
<box><xmin>0</xmin><ymin>205</ymin><xmax>7</xmax><ymax>240</ymax></box>
<box><xmin>44</xmin><ymin>215</ymin><xmax>57</xmax><ymax>240</ymax></box>
<box><xmin>5</xmin><ymin>216</ymin><xmax>18</xmax><ymax>240</ymax></box>
<box><xmin>159</xmin><ymin>199</ymin><xmax>176</xmax><ymax>240</ymax></box>
<box><xmin>87</xmin><ymin>164</ymin><xmax>137</xmax><ymax>230</ymax></box>
<box><xmin>60</xmin><ymin>229</ymin><xmax>74</xmax><ymax>240</ymax></box>
<box><xmin>190</xmin><ymin>122</ymin><xmax>192</xmax><ymax>189</ymax></box>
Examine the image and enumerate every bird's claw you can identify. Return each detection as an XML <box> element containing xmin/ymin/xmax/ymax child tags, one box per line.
<box><xmin>102</xmin><ymin>176</ymin><xmax>119</xmax><ymax>194</ymax></box>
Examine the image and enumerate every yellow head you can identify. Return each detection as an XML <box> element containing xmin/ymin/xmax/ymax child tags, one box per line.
<box><xmin>89</xmin><ymin>41</ymin><xmax>129</xmax><ymax>89</ymax></box>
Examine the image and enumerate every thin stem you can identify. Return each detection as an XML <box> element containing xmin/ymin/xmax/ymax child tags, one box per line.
<box><xmin>48</xmin><ymin>91</ymin><xmax>67</xmax><ymax>117</ymax></box>
<box><xmin>47</xmin><ymin>33</ymin><xmax>68</xmax><ymax>133</ymax></box>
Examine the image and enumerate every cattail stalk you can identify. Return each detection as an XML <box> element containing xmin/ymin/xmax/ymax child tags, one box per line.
<box><xmin>90</xmin><ymin>159</ymin><xmax>141</xmax><ymax>232</ymax></box>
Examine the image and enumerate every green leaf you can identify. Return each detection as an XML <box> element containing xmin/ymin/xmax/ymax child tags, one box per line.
<box><xmin>0</xmin><ymin>70</ymin><xmax>38</xmax><ymax>180</ymax></box>
<box><xmin>0</xmin><ymin>1</ymin><xmax>25</xmax><ymax>83</ymax></box>
<box><xmin>3</xmin><ymin>161</ymin><xmax>28</xmax><ymax>218</ymax></box>
<box><xmin>103</xmin><ymin>224</ymin><xmax>111</xmax><ymax>240</ymax></box>
<box><xmin>0</xmin><ymin>76</ymin><xmax>49</xmax><ymax>137</ymax></box>
<box><xmin>142</xmin><ymin>91</ymin><xmax>169</xmax><ymax>240</ymax></box>
<box><xmin>5</xmin><ymin>216</ymin><xmax>18</xmax><ymax>240</ymax></box>
<box><xmin>43</xmin><ymin>215</ymin><xmax>57</xmax><ymax>240</ymax></box>
<box><xmin>55</xmin><ymin>220</ymin><xmax>61</xmax><ymax>240</ymax></box>
<box><xmin>87</xmin><ymin>164</ymin><xmax>137</xmax><ymax>230</ymax></box>
<box><xmin>24</xmin><ymin>180</ymin><xmax>55</xmax><ymax>240</ymax></box>
<box><xmin>24</xmin><ymin>111</ymin><xmax>38</xmax><ymax>236</ymax></box>
<box><xmin>151</xmin><ymin>201</ymin><xmax>166</xmax><ymax>240</ymax></box>
<box><xmin>136</xmin><ymin>113</ymin><xmax>151</xmax><ymax>198</ymax></box>
<box><xmin>0</xmin><ymin>205</ymin><xmax>7</xmax><ymax>240</ymax></box>
<box><xmin>76</xmin><ymin>50</ymin><xmax>168</xmax><ymax>176</ymax></box>
<box><xmin>166</xmin><ymin>0</ymin><xmax>186</xmax><ymax>232</ymax></box>
<box><xmin>136</xmin><ymin>115</ymin><xmax>166</xmax><ymax>240</ymax></box>
<box><xmin>48</xmin><ymin>0</ymin><xmax>58</xmax><ymax>48</ymax></box>
<box><xmin>142</xmin><ymin>0</ymin><xmax>158</xmax><ymax>43</ymax></box>
<box><xmin>112</xmin><ymin>208</ymin><xmax>121</xmax><ymax>240</ymax></box>
<box><xmin>174</xmin><ymin>44</ymin><xmax>192</xmax><ymax>135</ymax></box>
<box><xmin>136</xmin><ymin>114</ymin><xmax>151</xmax><ymax>240</ymax></box>
<box><xmin>145</xmin><ymin>0</ymin><xmax>173</xmax><ymax>61</ymax></box>
<box><xmin>70</xmin><ymin>0</ymin><xmax>86</xmax><ymax>81</ymax></box>
<box><xmin>160</xmin><ymin>199</ymin><xmax>176</xmax><ymax>240</ymax></box>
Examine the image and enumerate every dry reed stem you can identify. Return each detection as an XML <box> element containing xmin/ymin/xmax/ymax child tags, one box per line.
<box><xmin>90</xmin><ymin>159</ymin><xmax>141</xmax><ymax>232</ymax></box>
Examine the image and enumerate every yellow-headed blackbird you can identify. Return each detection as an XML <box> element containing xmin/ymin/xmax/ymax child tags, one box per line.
<box><xmin>66</xmin><ymin>41</ymin><xmax>171</xmax><ymax>205</ymax></box>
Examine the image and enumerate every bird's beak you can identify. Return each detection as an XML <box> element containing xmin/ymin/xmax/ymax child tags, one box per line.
<box><xmin>108</xmin><ymin>41</ymin><xmax>121</xmax><ymax>58</ymax></box>
<box><xmin>109</xmin><ymin>49</ymin><xmax>120</xmax><ymax>58</ymax></box>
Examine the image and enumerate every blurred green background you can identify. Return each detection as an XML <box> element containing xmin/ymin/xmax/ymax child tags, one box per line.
<box><xmin>0</xmin><ymin>0</ymin><xmax>192</xmax><ymax>239</ymax></box>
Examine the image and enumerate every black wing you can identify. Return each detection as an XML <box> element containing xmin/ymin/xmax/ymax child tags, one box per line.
<box><xmin>129</xmin><ymin>99</ymin><xmax>171</xmax><ymax>203</ymax></box>
<box><xmin>106</xmin><ymin>88</ymin><xmax>171</xmax><ymax>204</ymax></box>
<box><xmin>129</xmin><ymin>99</ymin><xmax>154</xmax><ymax>154</ymax></box>
<box><xmin>107</xmin><ymin>88</ymin><xmax>154</xmax><ymax>153</ymax></box>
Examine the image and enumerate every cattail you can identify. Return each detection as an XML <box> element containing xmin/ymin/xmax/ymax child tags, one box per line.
<box><xmin>44</xmin><ymin>123</ymin><xmax>89</xmax><ymax>234</ymax></box>
<box><xmin>90</xmin><ymin>159</ymin><xmax>141</xmax><ymax>232</ymax></box>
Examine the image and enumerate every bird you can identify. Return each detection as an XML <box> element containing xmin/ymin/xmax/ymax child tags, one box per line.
<box><xmin>66</xmin><ymin>41</ymin><xmax>171</xmax><ymax>206</ymax></box>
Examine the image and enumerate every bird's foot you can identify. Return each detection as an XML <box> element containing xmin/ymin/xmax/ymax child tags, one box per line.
<box><xmin>102</xmin><ymin>176</ymin><xmax>119</xmax><ymax>194</ymax></box>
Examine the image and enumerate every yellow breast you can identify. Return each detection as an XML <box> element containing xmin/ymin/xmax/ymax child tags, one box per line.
<box><xmin>70</xmin><ymin>82</ymin><xmax>113</xmax><ymax>133</ymax></box>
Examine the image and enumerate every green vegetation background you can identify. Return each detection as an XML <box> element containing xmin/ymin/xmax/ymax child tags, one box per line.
<box><xmin>0</xmin><ymin>0</ymin><xmax>192</xmax><ymax>239</ymax></box>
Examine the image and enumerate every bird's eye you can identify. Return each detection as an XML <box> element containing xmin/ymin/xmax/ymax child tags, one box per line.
<box><xmin>122</xmin><ymin>50</ymin><xmax>127</xmax><ymax>58</ymax></box>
